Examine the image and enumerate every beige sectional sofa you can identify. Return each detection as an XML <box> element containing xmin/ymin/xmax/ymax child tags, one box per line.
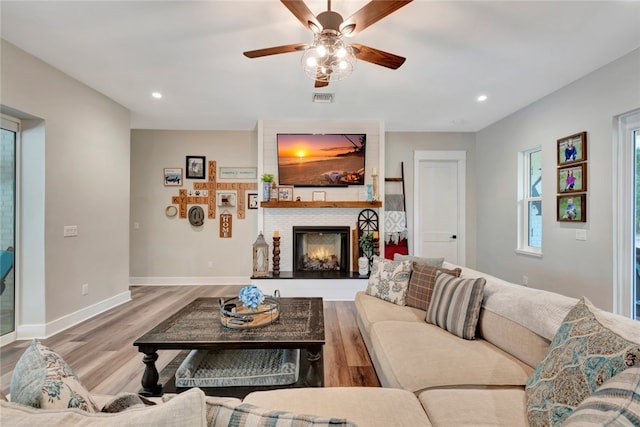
<box><xmin>3</xmin><ymin>261</ymin><xmax>640</xmax><ymax>426</ymax></box>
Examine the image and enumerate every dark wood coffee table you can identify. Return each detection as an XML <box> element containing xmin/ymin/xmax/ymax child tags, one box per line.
<box><xmin>133</xmin><ymin>297</ymin><xmax>325</xmax><ymax>397</ymax></box>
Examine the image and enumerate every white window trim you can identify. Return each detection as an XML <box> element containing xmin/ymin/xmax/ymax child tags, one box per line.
<box><xmin>613</xmin><ymin>109</ymin><xmax>640</xmax><ymax>318</ymax></box>
<box><xmin>516</xmin><ymin>146</ymin><xmax>542</xmax><ymax>257</ymax></box>
<box><xmin>0</xmin><ymin>114</ymin><xmax>20</xmax><ymax>346</ymax></box>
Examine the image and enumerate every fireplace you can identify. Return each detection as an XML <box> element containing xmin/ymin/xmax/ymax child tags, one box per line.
<box><xmin>293</xmin><ymin>226</ymin><xmax>350</xmax><ymax>273</ymax></box>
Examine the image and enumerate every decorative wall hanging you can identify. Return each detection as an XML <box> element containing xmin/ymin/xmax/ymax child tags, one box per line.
<box><xmin>248</xmin><ymin>193</ymin><xmax>258</xmax><ymax>209</ymax></box>
<box><xmin>165</xmin><ymin>205</ymin><xmax>178</xmax><ymax>217</ymax></box>
<box><xmin>219</xmin><ymin>167</ymin><xmax>257</xmax><ymax>180</ymax></box>
<box><xmin>188</xmin><ymin>206</ymin><xmax>205</xmax><ymax>226</ymax></box>
<box><xmin>557</xmin><ymin>132</ymin><xmax>587</xmax><ymax>165</ymax></box>
<box><xmin>556</xmin><ymin>131</ymin><xmax>588</xmax><ymax>222</ymax></box>
<box><xmin>163</xmin><ymin>168</ymin><xmax>182</xmax><ymax>186</ymax></box>
<box><xmin>557</xmin><ymin>193</ymin><xmax>586</xmax><ymax>222</ymax></box>
<box><xmin>186</xmin><ymin>156</ymin><xmax>206</xmax><ymax>179</ymax></box>
<box><xmin>217</xmin><ymin>192</ymin><xmax>236</xmax><ymax>207</ymax></box>
<box><xmin>220</xmin><ymin>211</ymin><xmax>232</xmax><ymax>238</ymax></box>
<box><xmin>558</xmin><ymin>163</ymin><xmax>587</xmax><ymax>193</ymax></box>
<box><xmin>171</xmin><ymin>161</ymin><xmax>257</xmax><ymax>220</ymax></box>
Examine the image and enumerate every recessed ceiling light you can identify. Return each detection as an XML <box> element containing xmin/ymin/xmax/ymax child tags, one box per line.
<box><xmin>477</xmin><ymin>94</ymin><xmax>488</xmax><ymax>102</ymax></box>
<box><xmin>151</xmin><ymin>92</ymin><xmax>163</xmax><ymax>99</ymax></box>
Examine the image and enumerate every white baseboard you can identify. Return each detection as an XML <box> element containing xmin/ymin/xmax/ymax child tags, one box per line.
<box><xmin>129</xmin><ymin>276</ymin><xmax>248</xmax><ymax>286</ymax></box>
<box><xmin>15</xmin><ymin>290</ymin><xmax>131</xmax><ymax>340</ymax></box>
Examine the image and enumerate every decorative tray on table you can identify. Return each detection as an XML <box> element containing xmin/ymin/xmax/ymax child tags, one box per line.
<box><xmin>219</xmin><ymin>297</ymin><xmax>280</xmax><ymax>329</ymax></box>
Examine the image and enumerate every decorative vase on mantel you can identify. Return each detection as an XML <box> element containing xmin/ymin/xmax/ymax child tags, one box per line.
<box><xmin>261</xmin><ymin>173</ymin><xmax>274</xmax><ymax>202</ymax></box>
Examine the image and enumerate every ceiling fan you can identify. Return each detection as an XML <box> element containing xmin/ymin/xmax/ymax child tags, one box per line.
<box><xmin>243</xmin><ymin>0</ymin><xmax>413</xmax><ymax>88</ymax></box>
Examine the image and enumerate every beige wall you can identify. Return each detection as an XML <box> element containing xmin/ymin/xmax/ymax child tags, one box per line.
<box><xmin>129</xmin><ymin>129</ymin><xmax>258</xmax><ymax>281</ymax></box>
<box><xmin>1</xmin><ymin>40</ymin><xmax>131</xmax><ymax>334</ymax></box>
<box><xmin>475</xmin><ymin>48</ymin><xmax>640</xmax><ymax>311</ymax></box>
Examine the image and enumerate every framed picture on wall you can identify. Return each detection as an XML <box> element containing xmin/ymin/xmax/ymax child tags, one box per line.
<box><xmin>248</xmin><ymin>193</ymin><xmax>259</xmax><ymax>209</ymax></box>
<box><xmin>163</xmin><ymin>168</ymin><xmax>182</xmax><ymax>186</ymax></box>
<box><xmin>557</xmin><ymin>163</ymin><xmax>587</xmax><ymax>193</ymax></box>
<box><xmin>186</xmin><ymin>156</ymin><xmax>206</xmax><ymax>179</ymax></box>
<box><xmin>557</xmin><ymin>193</ymin><xmax>586</xmax><ymax>222</ymax></box>
<box><xmin>277</xmin><ymin>186</ymin><xmax>294</xmax><ymax>201</ymax></box>
<box><xmin>557</xmin><ymin>131</ymin><xmax>587</xmax><ymax>165</ymax></box>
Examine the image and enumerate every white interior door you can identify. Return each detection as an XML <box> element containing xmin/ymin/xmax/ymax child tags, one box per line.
<box><xmin>413</xmin><ymin>151</ymin><xmax>466</xmax><ymax>265</ymax></box>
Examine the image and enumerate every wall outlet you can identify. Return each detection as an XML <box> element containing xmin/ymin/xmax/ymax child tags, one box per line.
<box><xmin>522</xmin><ymin>275</ymin><xmax>529</xmax><ymax>286</ymax></box>
<box><xmin>64</xmin><ymin>225</ymin><xmax>78</xmax><ymax>237</ymax></box>
<box><xmin>207</xmin><ymin>261</ymin><xmax>214</xmax><ymax>269</ymax></box>
<box><xmin>82</xmin><ymin>283</ymin><xmax>89</xmax><ymax>295</ymax></box>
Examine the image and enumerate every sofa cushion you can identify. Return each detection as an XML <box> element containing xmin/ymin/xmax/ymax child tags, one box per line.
<box><xmin>245</xmin><ymin>387</ymin><xmax>432</xmax><ymax>427</ymax></box>
<box><xmin>365</xmin><ymin>256</ymin><xmax>412</xmax><ymax>305</ymax></box>
<box><xmin>477</xmin><ymin>309</ymin><xmax>550</xmax><ymax>369</ymax></box>
<box><xmin>419</xmin><ymin>387</ymin><xmax>528</xmax><ymax>427</ymax></box>
<box><xmin>425</xmin><ymin>272</ymin><xmax>486</xmax><ymax>339</ymax></box>
<box><xmin>561</xmin><ymin>365</ymin><xmax>640</xmax><ymax>426</ymax></box>
<box><xmin>525</xmin><ymin>298</ymin><xmax>640</xmax><ymax>427</ymax></box>
<box><xmin>405</xmin><ymin>263</ymin><xmax>461</xmax><ymax>311</ymax></box>
<box><xmin>394</xmin><ymin>253</ymin><xmax>444</xmax><ymax>268</ymax></box>
<box><xmin>10</xmin><ymin>339</ymin><xmax>99</xmax><ymax>412</ymax></box>
<box><xmin>0</xmin><ymin>387</ymin><xmax>207</xmax><ymax>426</ymax></box>
<box><xmin>354</xmin><ymin>291</ymin><xmax>425</xmax><ymax>335</ymax></box>
<box><xmin>369</xmin><ymin>320</ymin><xmax>533</xmax><ymax>393</ymax></box>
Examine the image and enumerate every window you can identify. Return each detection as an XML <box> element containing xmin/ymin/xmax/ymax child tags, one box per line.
<box><xmin>517</xmin><ymin>147</ymin><xmax>542</xmax><ymax>255</ymax></box>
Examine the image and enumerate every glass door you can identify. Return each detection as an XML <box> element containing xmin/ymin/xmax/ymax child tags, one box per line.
<box><xmin>635</xmin><ymin>129</ymin><xmax>640</xmax><ymax>319</ymax></box>
<box><xmin>1</xmin><ymin>118</ymin><xmax>17</xmax><ymax>337</ymax></box>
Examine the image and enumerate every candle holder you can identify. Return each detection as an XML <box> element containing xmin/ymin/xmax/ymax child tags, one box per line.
<box><xmin>272</xmin><ymin>236</ymin><xmax>281</xmax><ymax>276</ymax></box>
<box><xmin>372</xmin><ymin>170</ymin><xmax>379</xmax><ymax>201</ymax></box>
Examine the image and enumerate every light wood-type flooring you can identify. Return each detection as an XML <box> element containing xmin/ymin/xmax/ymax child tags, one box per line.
<box><xmin>0</xmin><ymin>285</ymin><xmax>380</xmax><ymax>396</ymax></box>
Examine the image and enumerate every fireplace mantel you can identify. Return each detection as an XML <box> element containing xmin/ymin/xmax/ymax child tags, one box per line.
<box><xmin>261</xmin><ymin>201</ymin><xmax>382</xmax><ymax>209</ymax></box>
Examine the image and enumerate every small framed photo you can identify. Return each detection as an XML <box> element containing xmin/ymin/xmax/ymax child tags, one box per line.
<box><xmin>277</xmin><ymin>186</ymin><xmax>294</xmax><ymax>201</ymax></box>
<box><xmin>163</xmin><ymin>168</ymin><xmax>182</xmax><ymax>186</ymax></box>
<box><xmin>558</xmin><ymin>163</ymin><xmax>587</xmax><ymax>193</ymax></box>
<box><xmin>557</xmin><ymin>132</ymin><xmax>587</xmax><ymax>165</ymax></box>
<box><xmin>186</xmin><ymin>156</ymin><xmax>206</xmax><ymax>179</ymax></box>
<box><xmin>217</xmin><ymin>192</ymin><xmax>236</xmax><ymax>207</ymax></box>
<box><xmin>312</xmin><ymin>191</ymin><xmax>326</xmax><ymax>202</ymax></box>
<box><xmin>248</xmin><ymin>193</ymin><xmax>259</xmax><ymax>209</ymax></box>
<box><xmin>557</xmin><ymin>193</ymin><xmax>586</xmax><ymax>222</ymax></box>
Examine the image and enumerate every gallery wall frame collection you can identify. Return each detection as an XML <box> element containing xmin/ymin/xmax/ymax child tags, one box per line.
<box><xmin>556</xmin><ymin>131</ymin><xmax>587</xmax><ymax>222</ymax></box>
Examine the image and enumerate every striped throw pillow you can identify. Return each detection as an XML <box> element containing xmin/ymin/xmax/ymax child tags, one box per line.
<box><xmin>561</xmin><ymin>365</ymin><xmax>640</xmax><ymax>426</ymax></box>
<box><xmin>205</xmin><ymin>397</ymin><xmax>357</xmax><ymax>427</ymax></box>
<box><xmin>425</xmin><ymin>272</ymin><xmax>486</xmax><ymax>340</ymax></box>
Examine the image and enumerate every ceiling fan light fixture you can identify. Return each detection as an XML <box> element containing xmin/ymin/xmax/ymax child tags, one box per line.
<box><xmin>301</xmin><ymin>32</ymin><xmax>356</xmax><ymax>83</ymax></box>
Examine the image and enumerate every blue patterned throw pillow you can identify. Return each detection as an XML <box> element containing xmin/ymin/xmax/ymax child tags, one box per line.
<box><xmin>525</xmin><ymin>298</ymin><xmax>640</xmax><ymax>427</ymax></box>
<box><xmin>10</xmin><ymin>339</ymin><xmax>99</xmax><ymax>412</ymax></box>
<box><xmin>365</xmin><ymin>256</ymin><xmax>412</xmax><ymax>305</ymax></box>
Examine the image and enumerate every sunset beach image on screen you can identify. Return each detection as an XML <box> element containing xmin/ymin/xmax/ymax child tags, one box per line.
<box><xmin>276</xmin><ymin>133</ymin><xmax>366</xmax><ymax>187</ymax></box>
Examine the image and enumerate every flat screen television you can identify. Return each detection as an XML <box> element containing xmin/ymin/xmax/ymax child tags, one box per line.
<box><xmin>277</xmin><ymin>133</ymin><xmax>366</xmax><ymax>187</ymax></box>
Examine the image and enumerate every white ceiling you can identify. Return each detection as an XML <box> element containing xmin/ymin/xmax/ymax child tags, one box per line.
<box><xmin>1</xmin><ymin>1</ymin><xmax>639</xmax><ymax>132</ymax></box>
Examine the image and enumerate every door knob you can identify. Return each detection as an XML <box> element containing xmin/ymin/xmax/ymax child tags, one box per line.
<box><xmin>451</xmin><ymin>235</ymin><xmax>457</xmax><ymax>239</ymax></box>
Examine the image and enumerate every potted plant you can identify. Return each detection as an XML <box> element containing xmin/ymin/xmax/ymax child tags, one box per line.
<box><xmin>261</xmin><ymin>173</ymin><xmax>274</xmax><ymax>201</ymax></box>
<box><xmin>358</xmin><ymin>232</ymin><xmax>374</xmax><ymax>276</ymax></box>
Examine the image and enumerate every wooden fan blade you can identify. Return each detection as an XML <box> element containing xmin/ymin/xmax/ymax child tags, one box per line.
<box><xmin>341</xmin><ymin>0</ymin><xmax>413</xmax><ymax>36</ymax></box>
<box><xmin>281</xmin><ymin>0</ymin><xmax>322</xmax><ymax>33</ymax></box>
<box><xmin>315</xmin><ymin>80</ymin><xmax>329</xmax><ymax>88</ymax></box>
<box><xmin>243</xmin><ymin>43</ymin><xmax>308</xmax><ymax>58</ymax></box>
<box><xmin>351</xmin><ymin>43</ymin><xmax>406</xmax><ymax>69</ymax></box>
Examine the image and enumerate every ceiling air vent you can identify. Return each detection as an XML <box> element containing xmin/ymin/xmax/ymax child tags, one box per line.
<box><xmin>312</xmin><ymin>93</ymin><xmax>334</xmax><ymax>103</ymax></box>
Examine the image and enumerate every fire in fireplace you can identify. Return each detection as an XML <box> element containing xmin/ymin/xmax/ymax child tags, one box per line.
<box><xmin>293</xmin><ymin>226</ymin><xmax>350</xmax><ymax>272</ymax></box>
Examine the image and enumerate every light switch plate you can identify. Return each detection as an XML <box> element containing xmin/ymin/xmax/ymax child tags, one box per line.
<box><xmin>575</xmin><ymin>229</ymin><xmax>587</xmax><ymax>241</ymax></box>
<box><xmin>64</xmin><ymin>225</ymin><xmax>78</xmax><ymax>237</ymax></box>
